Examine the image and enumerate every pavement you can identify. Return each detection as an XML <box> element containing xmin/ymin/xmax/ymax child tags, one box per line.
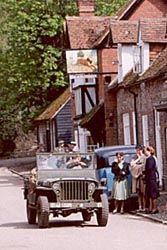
<box><xmin>133</xmin><ymin>192</ymin><xmax>167</xmax><ymax>225</ymax></box>
<box><xmin>0</xmin><ymin>156</ymin><xmax>167</xmax><ymax>225</ymax></box>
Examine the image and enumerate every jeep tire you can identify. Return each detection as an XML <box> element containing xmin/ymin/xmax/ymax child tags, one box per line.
<box><xmin>27</xmin><ymin>200</ymin><xmax>36</xmax><ymax>224</ymax></box>
<box><xmin>96</xmin><ymin>193</ymin><xmax>109</xmax><ymax>226</ymax></box>
<box><xmin>37</xmin><ymin>196</ymin><xmax>49</xmax><ymax>228</ymax></box>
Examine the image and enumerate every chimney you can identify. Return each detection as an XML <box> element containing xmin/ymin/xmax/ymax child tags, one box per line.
<box><xmin>77</xmin><ymin>0</ymin><xmax>95</xmax><ymax>17</ymax></box>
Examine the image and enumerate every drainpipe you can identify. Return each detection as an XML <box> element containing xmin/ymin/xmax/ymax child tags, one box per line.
<box><xmin>128</xmin><ymin>88</ymin><xmax>139</xmax><ymax>145</ymax></box>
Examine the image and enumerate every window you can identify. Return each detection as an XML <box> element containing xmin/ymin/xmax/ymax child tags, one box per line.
<box><xmin>123</xmin><ymin>113</ymin><xmax>131</xmax><ymax>145</ymax></box>
<box><xmin>132</xmin><ymin>111</ymin><xmax>137</xmax><ymax>145</ymax></box>
<box><xmin>133</xmin><ymin>45</ymin><xmax>142</xmax><ymax>74</ymax></box>
<box><xmin>142</xmin><ymin>115</ymin><xmax>149</xmax><ymax>146</ymax></box>
<box><xmin>74</xmin><ymin>88</ymin><xmax>82</xmax><ymax>116</ymax></box>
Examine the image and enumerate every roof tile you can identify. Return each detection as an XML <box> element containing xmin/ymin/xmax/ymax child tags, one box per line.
<box><xmin>137</xmin><ymin>47</ymin><xmax>167</xmax><ymax>82</ymax></box>
<box><xmin>141</xmin><ymin>18</ymin><xmax>167</xmax><ymax>43</ymax></box>
<box><xmin>35</xmin><ymin>87</ymin><xmax>71</xmax><ymax>121</ymax></box>
<box><xmin>111</xmin><ymin>20</ymin><xmax>139</xmax><ymax>43</ymax></box>
<box><xmin>65</xmin><ymin>16</ymin><xmax>111</xmax><ymax>49</ymax></box>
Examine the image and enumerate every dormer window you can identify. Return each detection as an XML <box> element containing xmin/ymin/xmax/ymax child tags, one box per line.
<box><xmin>133</xmin><ymin>45</ymin><xmax>142</xmax><ymax>74</ymax></box>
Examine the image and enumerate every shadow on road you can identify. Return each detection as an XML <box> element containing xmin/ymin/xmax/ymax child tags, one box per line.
<box><xmin>0</xmin><ymin>219</ymin><xmax>98</xmax><ymax>229</ymax></box>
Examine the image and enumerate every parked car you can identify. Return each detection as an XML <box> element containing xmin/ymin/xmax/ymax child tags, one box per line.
<box><xmin>24</xmin><ymin>152</ymin><xmax>109</xmax><ymax>228</ymax></box>
<box><xmin>95</xmin><ymin>145</ymin><xmax>137</xmax><ymax>211</ymax></box>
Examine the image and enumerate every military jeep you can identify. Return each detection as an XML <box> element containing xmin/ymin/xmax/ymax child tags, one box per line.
<box><xmin>24</xmin><ymin>152</ymin><xmax>109</xmax><ymax>228</ymax></box>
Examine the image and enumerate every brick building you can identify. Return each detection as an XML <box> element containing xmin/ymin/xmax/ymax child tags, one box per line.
<box><xmin>64</xmin><ymin>0</ymin><xmax>167</xmax><ymax>188</ymax></box>
<box><xmin>64</xmin><ymin>1</ymin><xmax>116</xmax><ymax>152</ymax></box>
<box><xmin>107</xmin><ymin>5</ymin><xmax>167</xmax><ymax>188</ymax></box>
<box><xmin>65</xmin><ymin>0</ymin><xmax>167</xmax><ymax>152</ymax></box>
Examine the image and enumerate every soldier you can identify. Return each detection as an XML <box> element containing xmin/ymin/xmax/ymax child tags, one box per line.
<box><xmin>36</xmin><ymin>143</ymin><xmax>45</xmax><ymax>152</ymax></box>
<box><xmin>29</xmin><ymin>167</ymin><xmax>37</xmax><ymax>192</ymax></box>
<box><xmin>54</xmin><ymin>140</ymin><xmax>66</xmax><ymax>153</ymax></box>
<box><xmin>68</xmin><ymin>141</ymin><xmax>80</xmax><ymax>152</ymax></box>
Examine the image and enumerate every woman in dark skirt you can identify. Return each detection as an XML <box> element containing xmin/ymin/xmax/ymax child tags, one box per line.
<box><xmin>143</xmin><ymin>146</ymin><xmax>159</xmax><ymax>214</ymax></box>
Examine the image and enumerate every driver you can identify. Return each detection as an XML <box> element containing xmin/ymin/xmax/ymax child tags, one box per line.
<box><xmin>66</xmin><ymin>155</ymin><xmax>87</xmax><ymax>169</ymax></box>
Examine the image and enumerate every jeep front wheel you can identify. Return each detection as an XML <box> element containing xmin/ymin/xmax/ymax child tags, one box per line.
<box><xmin>37</xmin><ymin>196</ymin><xmax>49</xmax><ymax>228</ymax></box>
<box><xmin>96</xmin><ymin>194</ymin><xmax>109</xmax><ymax>227</ymax></box>
<box><xmin>27</xmin><ymin>200</ymin><xmax>36</xmax><ymax>224</ymax></box>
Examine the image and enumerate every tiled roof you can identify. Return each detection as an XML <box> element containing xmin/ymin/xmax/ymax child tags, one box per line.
<box><xmin>111</xmin><ymin>47</ymin><xmax>167</xmax><ymax>88</ymax></box>
<box><xmin>141</xmin><ymin>18</ymin><xmax>167</xmax><ymax>43</ymax></box>
<box><xmin>79</xmin><ymin>100</ymin><xmax>104</xmax><ymax>127</ymax></box>
<box><xmin>109</xmin><ymin>69</ymin><xmax>139</xmax><ymax>90</ymax></box>
<box><xmin>35</xmin><ymin>87</ymin><xmax>71</xmax><ymax>121</ymax></box>
<box><xmin>65</xmin><ymin>16</ymin><xmax>112</xmax><ymax>49</ymax></box>
<box><xmin>117</xmin><ymin>69</ymin><xmax>139</xmax><ymax>88</ymax></box>
<box><xmin>108</xmin><ymin>76</ymin><xmax>118</xmax><ymax>90</ymax></box>
<box><xmin>111</xmin><ymin>20</ymin><xmax>139</xmax><ymax>43</ymax></box>
<box><xmin>65</xmin><ymin>16</ymin><xmax>167</xmax><ymax>49</ymax></box>
<box><xmin>114</xmin><ymin>0</ymin><xmax>141</xmax><ymax>20</ymax></box>
<box><xmin>110</xmin><ymin>18</ymin><xmax>167</xmax><ymax>44</ymax></box>
<box><xmin>137</xmin><ymin>47</ymin><xmax>167</xmax><ymax>82</ymax></box>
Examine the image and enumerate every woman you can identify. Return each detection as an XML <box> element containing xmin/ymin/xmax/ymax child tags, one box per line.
<box><xmin>130</xmin><ymin>144</ymin><xmax>146</xmax><ymax>212</ymax></box>
<box><xmin>111</xmin><ymin>152</ymin><xmax>130</xmax><ymax>214</ymax></box>
<box><xmin>143</xmin><ymin>146</ymin><xmax>159</xmax><ymax>214</ymax></box>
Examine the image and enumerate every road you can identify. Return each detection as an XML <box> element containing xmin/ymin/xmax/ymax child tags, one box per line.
<box><xmin>0</xmin><ymin>167</ymin><xmax>166</xmax><ymax>250</ymax></box>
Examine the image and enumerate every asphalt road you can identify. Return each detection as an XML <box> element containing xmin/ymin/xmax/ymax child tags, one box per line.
<box><xmin>0</xmin><ymin>166</ymin><xmax>167</xmax><ymax>250</ymax></box>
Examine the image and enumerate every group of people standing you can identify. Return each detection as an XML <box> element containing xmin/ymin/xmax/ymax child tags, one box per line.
<box><xmin>36</xmin><ymin>140</ymin><xmax>79</xmax><ymax>153</ymax></box>
<box><xmin>111</xmin><ymin>145</ymin><xmax>160</xmax><ymax>215</ymax></box>
<box><xmin>54</xmin><ymin>140</ymin><xmax>79</xmax><ymax>153</ymax></box>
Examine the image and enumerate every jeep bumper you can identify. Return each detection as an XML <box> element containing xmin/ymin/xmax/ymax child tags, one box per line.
<box><xmin>49</xmin><ymin>202</ymin><xmax>103</xmax><ymax>209</ymax></box>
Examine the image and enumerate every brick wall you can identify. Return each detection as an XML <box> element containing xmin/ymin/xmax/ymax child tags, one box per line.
<box><xmin>97</xmin><ymin>48</ymin><xmax>118</xmax><ymax>101</ymax></box>
<box><xmin>128</xmin><ymin>0</ymin><xmax>167</xmax><ymax>20</ymax></box>
<box><xmin>105</xmin><ymin>86</ymin><xmax>118</xmax><ymax>145</ymax></box>
<box><xmin>150</xmin><ymin>44</ymin><xmax>166</xmax><ymax>64</ymax></box>
<box><xmin>116</xmin><ymin>77</ymin><xmax>167</xmax><ymax>189</ymax></box>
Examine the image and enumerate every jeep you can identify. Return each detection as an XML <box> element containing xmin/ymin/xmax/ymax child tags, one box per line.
<box><xmin>24</xmin><ymin>152</ymin><xmax>109</xmax><ymax>228</ymax></box>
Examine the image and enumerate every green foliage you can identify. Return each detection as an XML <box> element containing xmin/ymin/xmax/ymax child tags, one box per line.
<box><xmin>95</xmin><ymin>0</ymin><xmax>128</xmax><ymax>16</ymax></box>
<box><xmin>77</xmin><ymin>50</ymin><xmax>85</xmax><ymax>58</ymax></box>
<box><xmin>0</xmin><ymin>0</ymin><xmax>71</xmax><ymax>138</ymax></box>
<box><xmin>0</xmin><ymin>0</ymin><xmax>129</xmax><ymax>150</ymax></box>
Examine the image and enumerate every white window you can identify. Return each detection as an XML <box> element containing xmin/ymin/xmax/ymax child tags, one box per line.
<box><xmin>118</xmin><ymin>43</ymin><xmax>123</xmax><ymax>83</ymax></box>
<box><xmin>74</xmin><ymin>88</ymin><xmax>82</xmax><ymax>116</ymax></box>
<box><xmin>123</xmin><ymin>113</ymin><xmax>131</xmax><ymax>145</ymax></box>
<box><xmin>132</xmin><ymin>111</ymin><xmax>137</xmax><ymax>145</ymax></box>
<box><xmin>85</xmin><ymin>87</ymin><xmax>96</xmax><ymax>113</ymax></box>
<box><xmin>142</xmin><ymin>115</ymin><xmax>149</xmax><ymax>146</ymax></box>
<box><xmin>133</xmin><ymin>45</ymin><xmax>142</xmax><ymax>74</ymax></box>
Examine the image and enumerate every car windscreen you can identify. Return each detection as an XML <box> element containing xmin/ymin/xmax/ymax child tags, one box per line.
<box><xmin>108</xmin><ymin>153</ymin><xmax>136</xmax><ymax>166</ymax></box>
<box><xmin>95</xmin><ymin>149</ymin><xmax>136</xmax><ymax>169</ymax></box>
<box><xmin>36</xmin><ymin>153</ymin><xmax>95</xmax><ymax>170</ymax></box>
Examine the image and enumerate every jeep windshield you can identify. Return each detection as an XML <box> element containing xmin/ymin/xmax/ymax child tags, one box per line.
<box><xmin>36</xmin><ymin>152</ymin><xmax>95</xmax><ymax>171</ymax></box>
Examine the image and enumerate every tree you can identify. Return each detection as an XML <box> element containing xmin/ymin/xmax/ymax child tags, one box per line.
<box><xmin>0</xmin><ymin>0</ymin><xmax>76</xmax><ymax>135</ymax></box>
<box><xmin>95</xmin><ymin>0</ymin><xmax>128</xmax><ymax>16</ymax></box>
<box><xmin>0</xmin><ymin>0</ymin><xmax>129</xmax><ymax>154</ymax></box>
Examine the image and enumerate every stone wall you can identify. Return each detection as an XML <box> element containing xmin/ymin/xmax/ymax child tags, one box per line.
<box><xmin>12</xmin><ymin>125</ymin><xmax>37</xmax><ymax>157</ymax></box>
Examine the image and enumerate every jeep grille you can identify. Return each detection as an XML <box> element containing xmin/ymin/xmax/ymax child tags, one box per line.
<box><xmin>60</xmin><ymin>180</ymin><xmax>89</xmax><ymax>201</ymax></box>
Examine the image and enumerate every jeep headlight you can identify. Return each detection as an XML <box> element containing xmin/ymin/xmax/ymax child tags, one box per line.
<box><xmin>88</xmin><ymin>182</ymin><xmax>96</xmax><ymax>193</ymax></box>
<box><xmin>39</xmin><ymin>180</ymin><xmax>51</xmax><ymax>187</ymax></box>
<box><xmin>53</xmin><ymin>183</ymin><xmax>61</xmax><ymax>195</ymax></box>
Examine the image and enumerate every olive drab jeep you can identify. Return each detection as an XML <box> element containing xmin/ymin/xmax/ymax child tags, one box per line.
<box><xmin>24</xmin><ymin>152</ymin><xmax>109</xmax><ymax>228</ymax></box>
